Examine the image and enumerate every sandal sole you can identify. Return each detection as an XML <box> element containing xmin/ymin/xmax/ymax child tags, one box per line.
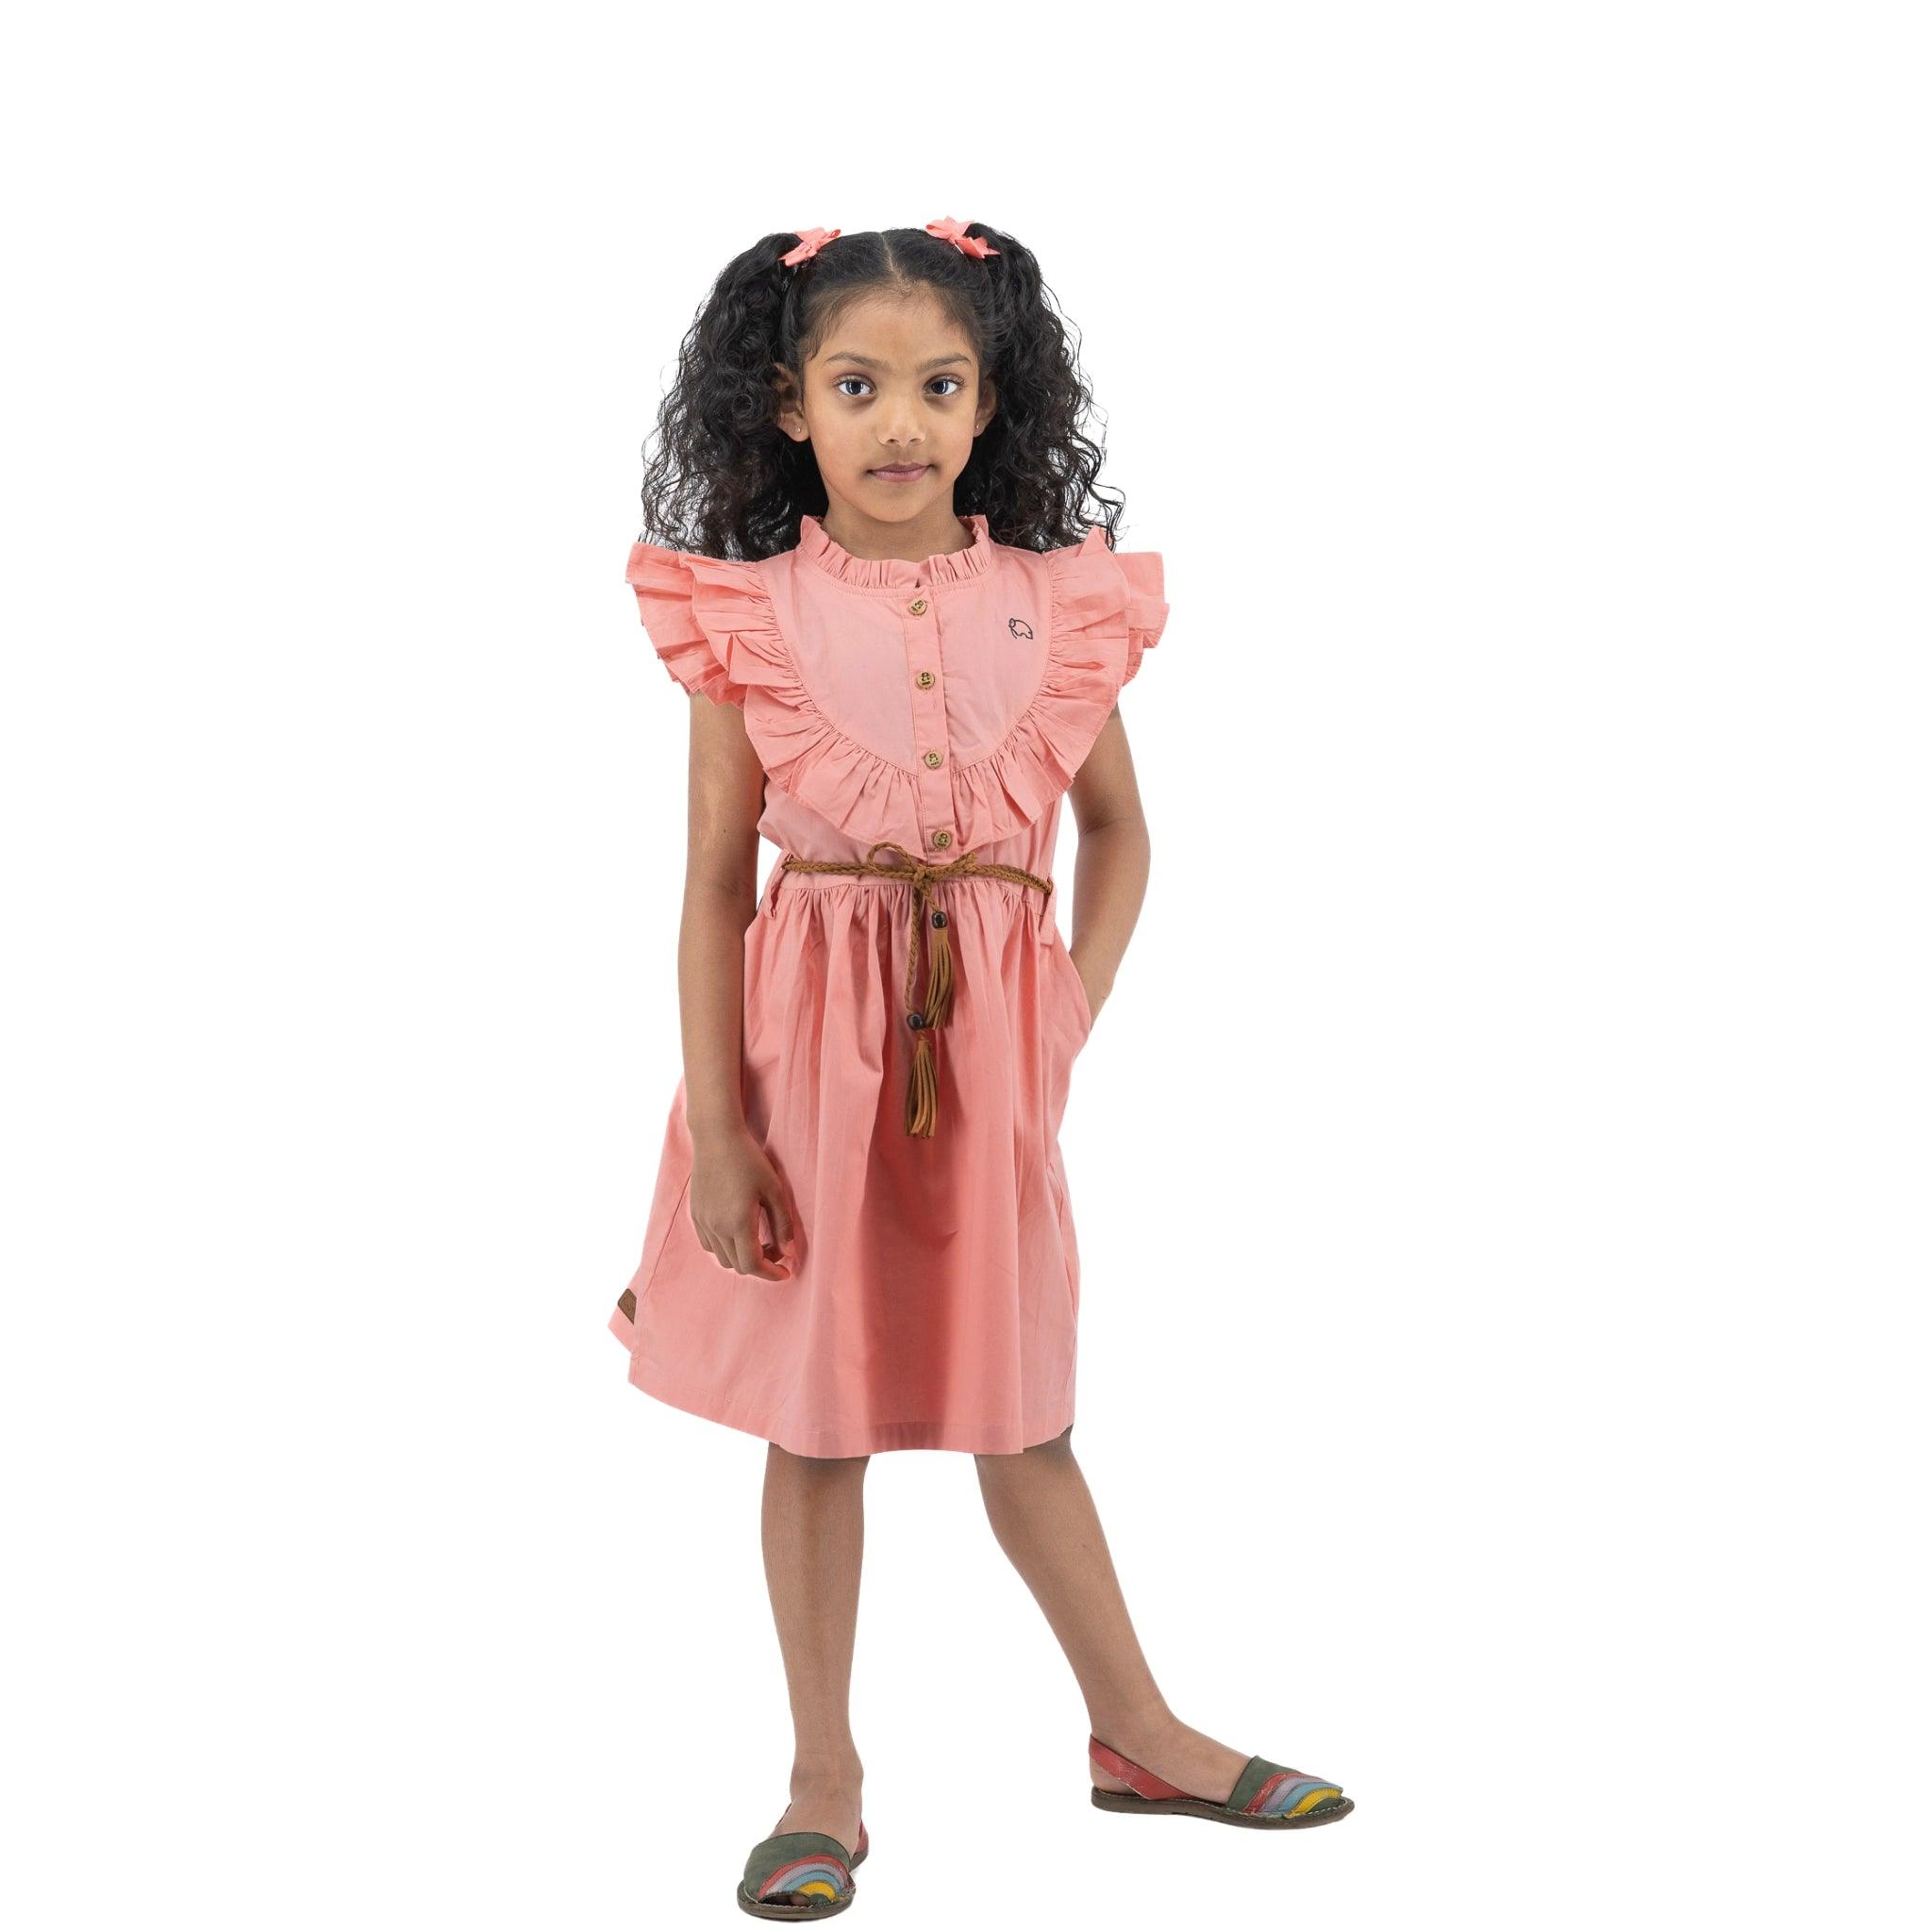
<box><xmin>1091</xmin><ymin>1789</ymin><xmax>1355</xmax><ymax>1828</ymax></box>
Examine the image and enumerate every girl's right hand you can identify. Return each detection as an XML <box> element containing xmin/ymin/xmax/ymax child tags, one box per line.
<box><xmin>688</xmin><ymin>1126</ymin><xmax>797</xmax><ymax>1280</ymax></box>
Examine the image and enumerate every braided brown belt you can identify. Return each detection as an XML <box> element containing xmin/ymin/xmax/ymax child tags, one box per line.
<box><xmin>779</xmin><ymin>840</ymin><xmax>1055</xmax><ymax>1137</ymax></box>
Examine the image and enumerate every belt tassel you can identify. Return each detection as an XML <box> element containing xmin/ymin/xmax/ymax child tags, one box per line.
<box><xmin>907</xmin><ymin>1028</ymin><xmax>939</xmax><ymax>1136</ymax></box>
<box><xmin>905</xmin><ymin>904</ymin><xmax>956</xmax><ymax>1137</ymax></box>
<box><xmin>924</xmin><ymin>908</ymin><xmax>956</xmax><ymax>1026</ymax></box>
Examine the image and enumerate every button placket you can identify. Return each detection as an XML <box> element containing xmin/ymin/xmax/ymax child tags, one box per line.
<box><xmin>904</xmin><ymin>580</ymin><xmax>955</xmax><ymax>849</ymax></box>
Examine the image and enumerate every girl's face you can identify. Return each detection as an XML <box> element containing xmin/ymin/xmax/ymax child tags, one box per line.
<box><xmin>774</xmin><ymin>289</ymin><xmax>997</xmax><ymax>539</ymax></box>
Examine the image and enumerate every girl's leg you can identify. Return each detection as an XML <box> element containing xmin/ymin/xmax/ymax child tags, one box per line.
<box><xmin>973</xmin><ymin>1424</ymin><xmax>1254</xmax><ymax>1801</ymax></box>
<box><xmin>759</xmin><ymin>1442</ymin><xmax>869</xmax><ymax>1849</ymax></box>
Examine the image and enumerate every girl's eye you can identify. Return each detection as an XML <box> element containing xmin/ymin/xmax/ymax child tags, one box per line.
<box><xmin>831</xmin><ymin>376</ymin><xmax>966</xmax><ymax>399</ymax></box>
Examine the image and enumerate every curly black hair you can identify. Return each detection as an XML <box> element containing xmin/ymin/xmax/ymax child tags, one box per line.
<box><xmin>635</xmin><ymin>221</ymin><xmax>1126</xmax><ymax>562</ymax></box>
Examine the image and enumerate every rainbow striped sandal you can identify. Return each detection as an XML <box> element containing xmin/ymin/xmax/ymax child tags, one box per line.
<box><xmin>736</xmin><ymin>1820</ymin><xmax>869</xmax><ymax>1919</ymax></box>
<box><xmin>1089</xmin><ymin>1734</ymin><xmax>1354</xmax><ymax>1828</ymax></box>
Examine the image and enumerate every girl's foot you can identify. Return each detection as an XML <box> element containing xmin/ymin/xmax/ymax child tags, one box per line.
<box><xmin>1088</xmin><ymin>1714</ymin><xmax>1253</xmax><ymax>1804</ymax></box>
<box><xmin>771</xmin><ymin>1768</ymin><xmax>864</xmax><ymax>1857</ymax></box>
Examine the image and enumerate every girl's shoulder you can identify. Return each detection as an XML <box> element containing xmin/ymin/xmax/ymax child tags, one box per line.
<box><xmin>1010</xmin><ymin>524</ymin><xmax>1168</xmax><ymax>691</ymax></box>
<box><xmin>622</xmin><ymin>539</ymin><xmax>777</xmax><ymax>710</ymax></box>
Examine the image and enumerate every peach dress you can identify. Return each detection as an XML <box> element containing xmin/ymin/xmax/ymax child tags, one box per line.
<box><xmin>608</xmin><ymin>510</ymin><xmax>1168</xmax><ymax>1456</ymax></box>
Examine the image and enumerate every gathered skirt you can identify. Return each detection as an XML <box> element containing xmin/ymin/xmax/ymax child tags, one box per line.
<box><xmin>608</xmin><ymin>850</ymin><xmax>1094</xmax><ymax>1457</ymax></box>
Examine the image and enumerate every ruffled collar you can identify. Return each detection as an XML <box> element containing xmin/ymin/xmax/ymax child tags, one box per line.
<box><xmin>797</xmin><ymin>511</ymin><xmax>994</xmax><ymax>591</ymax></box>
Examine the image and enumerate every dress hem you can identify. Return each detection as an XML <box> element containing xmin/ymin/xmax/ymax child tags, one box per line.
<box><xmin>608</xmin><ymin>1310</ymin><xmax>1073</xmax><ymax>1457</ymax></box>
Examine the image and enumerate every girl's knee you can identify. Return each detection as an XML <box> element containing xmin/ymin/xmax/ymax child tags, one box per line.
<box><xmin>975</xmin><ymin>1423</ymin><xmax>1074</xmax><ymax>1468</ymax></box>
<box><xmin>768</xmin><ymin>1441</ymin><xmax>871</xmax><ymax>1470</ymax></box>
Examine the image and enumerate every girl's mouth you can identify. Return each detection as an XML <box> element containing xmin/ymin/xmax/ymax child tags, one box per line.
<box><xmin>869</xmin><ymin>464</ymin><xmax>929</xmax><ymax>482</ymax></box>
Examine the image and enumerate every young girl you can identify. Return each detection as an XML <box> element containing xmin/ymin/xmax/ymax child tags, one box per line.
<box><xmin>608</xmin><ymin>217</ymin><xmax>1353</xmax><ymax>1918</ymax></box>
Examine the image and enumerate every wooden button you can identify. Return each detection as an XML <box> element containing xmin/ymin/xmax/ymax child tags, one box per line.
<box><xmin>931</xmin><ymin>829</ymin><xmax>953</xmax><ymax>849</ymax></box>
<box><xmin>916</xmin><ymin>670</ymin><xmax>935</xmax><ymax>689</ymax></box>
<box><xmin>908</xmin><ymin>596</ymin><xmax>928</xmax><ymax>615</ymax></box>
<box><xmin>923</xmin><ymin>749</ymin><xmax>943</xmax><ymax>768</ymax></box>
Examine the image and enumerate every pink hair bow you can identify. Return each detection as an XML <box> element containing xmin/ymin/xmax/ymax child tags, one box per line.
<box><xmin>780</xmin><ymin>226</ymin><xmax>841</xmax><ymax>267</ymax></box>
<box><xmin>925</xmin><ymin>216</ymin><xmax>999</xmax><ymax>259</ymax></box>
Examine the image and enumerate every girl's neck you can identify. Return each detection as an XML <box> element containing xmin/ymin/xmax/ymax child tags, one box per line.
<box><xmin>816</xmin><ymin>504</ymin><xmax>975</xmax><ymax>565</ymax></box>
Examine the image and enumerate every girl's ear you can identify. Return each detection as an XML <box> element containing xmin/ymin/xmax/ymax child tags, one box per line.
<box><xmin>771</xmin><ymin>361</ymin><xmax>808</xmax><ymax>443</ymax></box>
<box><xmin>974</xmin><ymin>376</ymin><xmax>998</xmax><ymax>438</ymax></box>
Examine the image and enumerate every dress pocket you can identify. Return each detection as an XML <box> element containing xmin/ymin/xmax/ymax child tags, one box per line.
<box><xmin>639</xmin><ymin>1170</ymin><xmax>694</xmax><ymax>1307</ymax></box>
<box><xmin>1046</xmin><ymin>928</ymin><xmax>1094</xmax><ymax>1047</ymax></box>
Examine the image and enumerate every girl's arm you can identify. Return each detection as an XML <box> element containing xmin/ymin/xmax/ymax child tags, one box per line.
<box><xmin>675</xmin><ymin>694</ymin><xmax>795</xmax><ymax>1280</ymax></box>
<box><xmin>1061</xmin><ymin>708</ymin><xmax>1153</xmax><ymax>1024</ymax></box>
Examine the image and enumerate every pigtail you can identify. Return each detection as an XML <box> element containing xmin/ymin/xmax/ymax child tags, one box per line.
<box><xmin>951</xmin><ymin>222</ymin><xmax>1122</xmax><ymax>554</ymax></box>
<box><xmin>638</xmin><ymin>232</ymin><xmax>826</xmax><ymax>559</ymax></box>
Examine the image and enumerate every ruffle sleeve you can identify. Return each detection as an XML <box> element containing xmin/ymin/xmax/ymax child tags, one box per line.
<box><xmin>625</xmin><ymin>539</ymin><xmax>922</xmax><ymax>844</ymax></box>
<box><xmin>948</xmin><ymin>527</ymin><xmax>1169</xmax><ymax>851</ymax></box>
<box><xmin>1112</xmin><ymin>547</ymin><xmax>1169</xmax><ymax>685</ymax></box>
<box><xmin>625</xmin><ymin>540</ymin><xmax>776</xmax><ymax>708</ymax></box>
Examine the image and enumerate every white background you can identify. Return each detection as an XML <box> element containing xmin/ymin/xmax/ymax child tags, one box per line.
<box><xmin>6</xmin><ymin>4</ymin><xmax>1926</xmax><ymax>1926</ymax></box>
